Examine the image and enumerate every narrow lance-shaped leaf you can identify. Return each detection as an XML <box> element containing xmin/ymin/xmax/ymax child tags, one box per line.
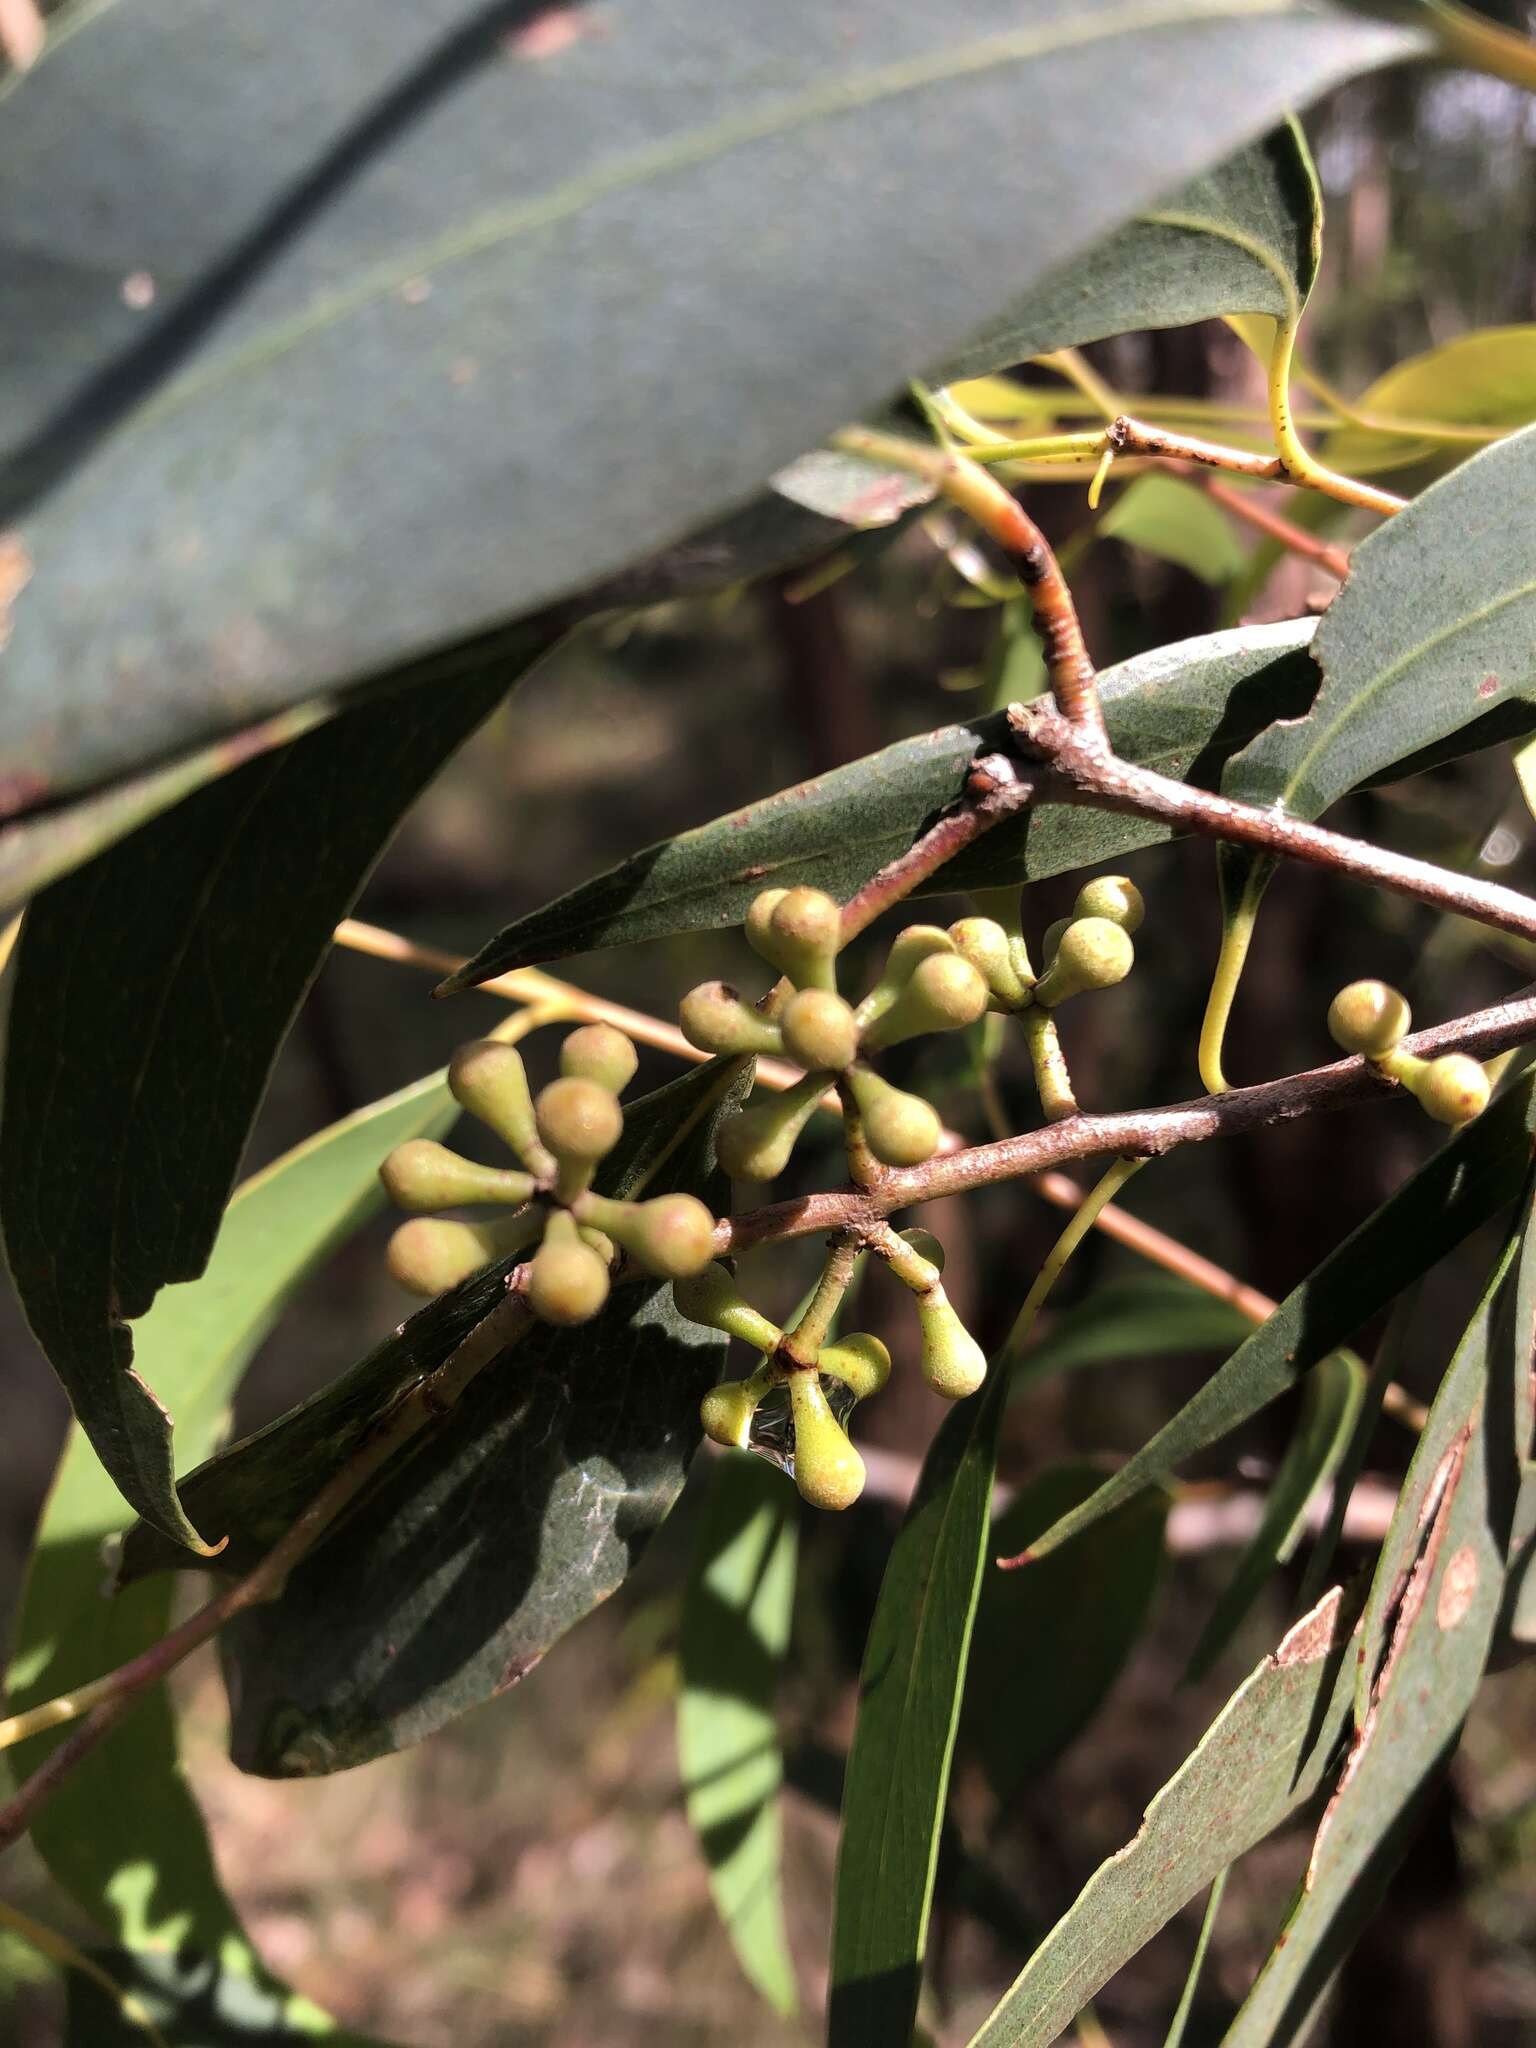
<box><xmin>0</xmin><ymin>636</ymin><xmax>552</xmax><ymax>1545</ymax></box>
<box><xmin>1184</xmin><ymin>1350</ymin><xmax>1364</xmax><ymax>1681</ymax></box>
<box><xmin>965</xmin><ymin>1585</ymin><xmax>1364</xmax><ymax>2048</ymax></box>
<box><xmin>5</xmin><ymin>1072</ymin><xmax>457</xmax><ymax>2039</ymax></box>
<box><xmin>1010</xmin><ymin>1273</ymin><xmax>1255</xmax><ymax>1393</ymax></box>
<box><xmin>1225</xmin><ymin>1210</ymin><xmax>1531</xmax><ymax>2047</ymax></box>
<box><xmin>0</xmin><ymin>2</ymin><xmax>1418</xmax><ymax>807</ymax></box>
<box><xmin>939</xmin><ymin>116</ymin><xmax>1320</xmax><ymax>383</ymax></box>
<box><xmin>829</xmin><ymin>1362</ymin><xmax>1012</xmax><ymax>2047</ymax></box>
<box><xmin>120</xmin><ymin>1058</ymin><xmax>744</xmax><ymax>1775</ymax></box>
<box><xmin>678</xmin><ymin>1452</ymin><xmax>800</xmax><ymax>2018</ymax></box>
<box><xmin>1021</xmin><ymin>1070</ymin><xmax>1536</xmax><ymax>1563</ymax></box>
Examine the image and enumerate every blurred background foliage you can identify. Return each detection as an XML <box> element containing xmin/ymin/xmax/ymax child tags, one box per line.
<box><xmin>5</xmin><ymin>45</ymin><xmax>1536</xmax><ymax>2048</ymax></box>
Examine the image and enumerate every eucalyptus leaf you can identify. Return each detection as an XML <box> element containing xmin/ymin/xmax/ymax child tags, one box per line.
<box><xmin>446</xmin><ymin>620</ymin><xmax>1320</xmax><ymax>982</ymax></box>
<box><xmin>1012</xmin><ymin>1273</ymin><xmax>1254</xmax><ymax>1392</ymax></box>
<box><xmin>966</xmin><ymin>1584</ymin><xmax>1363</xmax><ymax>2048</ymax></box>
<box><xmin>1320</xmin><ymin>324</ymin><xmax>1536</xmax><ymax>476</ymax></box>
<box><xmin>940</xmin><ymin>117</ymin><xmax>1319</xmax><ymax>383</ymax></box>
<box><xmin>1098</xmin><ymin>473</ymin><xmax>1249</xmax><ymax>586</ymax></box>
<box><xmin>1225</xmin><ymin>1217</ymin><xmax>1530</xmax><ymax>2047</ymax></box>
<box><xmin>1184</xmin><ymin>1350</ymin><xmax>1364</xmax><ymax>1681</ymax></box>
<box><xmin>0</xmin><ymin>2</ymin><xmax>1419</xmax><ymax>810</ymax></box>
<box><xmin>0</xmin><ymin>641</ymin><xmax>550</xmax><ymax>1545</ymax></box>
<box><xmin>962</xmin><ymin>1464</ymin><xmax>1167</xmax><ymax>1805</ymax></box>
<box><xmin>829</xmin><ymin>1361</ymin><xmax>1010</xmax><ymax>2047</ymax></box>
<box><xmin>678</xmin><ymin>1452</ymin><xmax>799</xmax><ymax>2017</ymax></box>
<box><xmin>1020</xmin><ymin>1070</ymin><xmax>1536</xmax><ymax>1563</ymax></box>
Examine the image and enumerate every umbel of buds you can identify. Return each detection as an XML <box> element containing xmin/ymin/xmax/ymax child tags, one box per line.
<box><xmin>1327</xmin><ymin>980</ymin><xmax>1491</xmax><ymax>1126</ymax></box>
<box><xmin>380</xmin><ymin>1024</ymin><xmax>718</xmax><ymax>1328</ymax></box>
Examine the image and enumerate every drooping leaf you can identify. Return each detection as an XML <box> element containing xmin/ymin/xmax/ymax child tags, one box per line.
<box><xmin>1184</xmin><ymin>1350</ymin><xmax>1364</xmax><ymax>1680</ymax></box>
<box><xmin>1320</xmin><ymin>325</ymin><xmax>1536</xmax><ymax>476</ymax></box>
<box><xmin>1098</xmin><ymin>473</ymin><xmax>1249</xmax><ymax>586</ymax></box>
<box><xmin>940</xmin><ymin>118</ymin><xmax>1320</xmax><ymax>383</ymax></box>
<box><xmin>0</xmin><ymin>2</ymin><xmax>1418</xmax><ymax>809</ymax></box>
<box><xmin>5</xmin><ymin>1075</ymin><xmax>454</xmax><ymax>2036</ymax></box>
<box><xmin>1164</xmin><ymin>1872</ymin><xmax>1229</xmax><ymax>2048</ymax></box>
<box><xmin>678</xmin><ymin>1451</ymin><xmax>799</xmax><ymax>2017</ymax></box>
<box><xmin>0</xmin><ymin>637</ymin><xmax>550</xmax><ymax>1545</ymax></box>
<box><xmin>962</xmin><ymin>1464</ymin><xmax>1167</xmax><ymax>1805</ymax></box>
<box><xmin>1222</xmin><ymin>422</ymin><xmax>1536</xmax><ymax>825</ymax></box>
<box><xmin>965</xmin><ymin>1584</ymin><xmax>1363</xmax><ymax>2048</ymax></box>
<box><xmin>119</xmin><ymin>1059</ymin><xmax>742</xmax><ymax>1774</ymax></box>
<box><xmin>828</xmin><ymin>1361</ymin><xmax>1011</xmax><ymax>2047</ymax></box>
<box><xmin>445</xmin><ymin>620</ymin><xmax>1321</xmax><ymax>982</ymax></box>
<box><xmin>1020</xmin><ymin>1070</ymin><xmax>1536</xmax><ymax>1563</ymax></box>
<box><xmin>1012</xmin><ymin>1273</ymin><xmax>1255</xmax><ymax>1393</ymax></box>
<box><xmin>1225</xmin><ymin>1217</ymin><xmax>1530</xmax><ymax>2047</ymax></box>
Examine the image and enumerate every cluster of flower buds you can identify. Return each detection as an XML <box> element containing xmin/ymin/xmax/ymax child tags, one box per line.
<box><xmin>381</xmin><ymin>1023</ymin><xmax>719</xmax><ymax>1326</ymax></box>
<box><xmin>674</xmin><ymin>1224</ymin><xmax>988</xmax><ymax>1509</ymax></box>
<box><xmin>1327</xmin><ymin>980</ymin><xmax>1491</xmax><ymax>1125</ymax></box>
<box><xmin>675</xmin><ymin>1262</ymin><xmax>891</xmax><ymax>1509</ymax></box>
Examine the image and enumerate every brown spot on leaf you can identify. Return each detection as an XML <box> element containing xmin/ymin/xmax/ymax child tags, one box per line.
<box><xmin>1436</xmin><ymin>1543</ymin><xmax>1478</xmax><ymax>1630</ymax></box>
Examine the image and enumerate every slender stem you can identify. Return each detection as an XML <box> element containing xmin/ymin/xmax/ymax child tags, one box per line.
<box><xmin>1264</xmin><ymin>317</ymin><xmax>1408</xmax><ymax>520</ymax></box>
<box><xmin>0</xmin><ymin>1293</ymin><xmax>532</xmax><ymax>1841</ymax></box>
<box><xmin>1002</xmin><ymin>1157</ymin><xmax>1144</xmax><ymax>1362</ymax></box>
<box><xmin>1023</xmin><ymin>1006</ymin><xmax>1078</xmax><ymax>1120</ymax></box>
<box><xmin>1198</xmin><ymin>477</ymin><xmax>1352</xmax><ymax>580</ymax></box>
<box><xmin>1010</xmin><ymin>700</ymin><xmax>1536</xmax><ymax>947</ymax></box>
<box><xmin>0</xmin><ymin>1899</ymin><xmax>170</xmax><ymax>2047</ymax></box>
<box><xmin>1107</xmin><ymin>413</ymin><xmax>1405</xmax><ymax>518</ymax></box>
<box><xmin>1199</xmin><ymin>859</ymin><xmax>1275</xmax><ymax>1095</ymax></box>
<box><xmin>783</xmin><ymin>1236</ymin><xmax>862</xmax><ymax>1363</ymax></box>
<box><xmin>1424</xmin><ymin>0</ymin><xmax>1536</xmax><ymax>91</ymax></box>
<box><xmin>838</xmin><ymin>749</ymin><xmax>1036</xmax><ymax>944</ymax></box>
<box><xmin>831</xmin><ymin>425</ymin><xmax>1107</xmax><ymax>742</ymax></box>
<box><xmin>720</xmin><ymin>984</ymin><xmax>1536</xmax><ymax>1256</ymax></box>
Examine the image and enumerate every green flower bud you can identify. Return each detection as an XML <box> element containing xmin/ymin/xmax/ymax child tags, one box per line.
<box><xmin>1328</xmin><ymin>979</ymin><xmax>1411</xmax><ymax>1058</ymax></box>
<box><xmin>379</xmin><ymin>1139</ymin><xmax>536</xmax><ymax>1213</ymax></box>
<box><xmin>854</xmin><ymin>925</ymin><xmax>954</xmax><ymax>1034</ymax></box>
<box><xmin>579</xmin><ymin>1191</ymin><xmax>718</xmax><ymax>1279</ymax></box>
<box><xmin>1041</xmin><ymin>916</ymin><xmax>1072</xmax><ymax>967</ymax></box>
<box><xmin>780</xmin><ymin>988</ymin><xmax>860</xmax><ymax>1074</ymax></box>
<box><xmin>789</xmin><ymin>1371</ymin><xmax>866</xmax><ymax>1510</ymax></box>
<box><xmin>560</xmin><ymin>1022</ymin><xmax>639</xmax><ymax>1095</ymax></box>
<box><xmin>1413</xmin><ymin>1053</ymin><xmax>1491</xmax><ymax>1126</ymax></box>
<box><xmin>1031</xmin><ymin>916</ymin><xmax>1134</xmax><ymax>1007</ymax></box>
<box><xmin>578</xmin><ymin>1225</ymin><xmax>617</xmax><ymax>1265</ymax></box>
<box><xmin>448</xmin><ymin>1040</ymin><xmax>554</xmax><ymax>1176</ymax></box>
<box><xmin>534</xmin><ymin>1076</ymin><xmax>624</xmax><ymax>1207</ymax></box>
<box><xmin>915</xmin><ymin>1290</ymin><xmax>988</xmax><ymax>1400</ymax></box>
<box><xmin>716</xmin><ymin>1072</ymin><xmax>827</xmax><ymax>1181</ymax></box>
<box><xmin>898</xmin><ymin>1228</ymin><xmax>946</xmax><ymax>1274</ymax></box>
<box><xmin>861</xmin><ymin>952</ymin><xmax>989</xmax><ymax>1051</ymax></box>
<box><xmin>527</xmin><ymin>1212</ymin><xmax>611</xmax><ymax>1326</ymax></box>
<box><xmin>845</xmin><ymin>1067</ymin><xmax>943</xmax><ymax>1168</ymax></box>
<box><xmin>745</xmin><ymin>885</ymin><xmax>841</xmax><ymax>990</ymax></box>
<box><xmin>673</xmin><ymin>1264</ymin><xmax>783</xmax><ymax>1354</ymax></box>
<box><xmin>386</xmin><ymin>1210</ymin><xmax>541</xmax><ymax>1297</ymax></box>
<box><xmin>948</xmin><ymin>917</ymin><xmax>1028</xmax><ymax>1007</ymax></box>
<box><xmin>816</xmin><ymin>1332</ymin><xmax>891</xmax><ymax>1402</ymax></box>
<box><xmin>1074</xmin><ymin>874</ymin><xmax>1144</xmax><ymax>933</ymax></box>
<box><xmin>700</xmin><ymin>1379</ymin><xmax>759</xmax><ymax>1449</ymax></box>
<box><xmin>679</xmin><ymin>980</ymin><xmax>785</xmax><ymax>1058</ymax></box>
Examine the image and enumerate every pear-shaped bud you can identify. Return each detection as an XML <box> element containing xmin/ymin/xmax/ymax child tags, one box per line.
<box><xmin>527</xmin><ymin>1212</ymin><xmax>611</xmax><ymax>1326</ymax></box>
<box><xmin>1413</xmin><ymin>1053</ymin><xmax>1491</xmax><ymax>1126</ymax></box>
<box><xmin>716</xmin><ymin>1073</ymin><xmax>826</xmax><ymax>1181</ymax></box>
<box><xmin>560</xmin><ymin>1022</ymin><xmax>639</xmax><ymax>1095</ymax></box>
<box><xmin>379</xmin><ymin>1139</ymin><xmax>536</xmax><ymax>1213</ymax></box>
<box><xmin>789</xmin><ymin>1371</ymin><xmax>865</xmax><ymax>1509</ymax></box>
<box><xmin>448</xmin><ymin>1040</ymin><xmax>553</xmax><ymax>1175</ymax></box>
<box><xmin>781</xmin><ymin>988</ymin><xmax>860</xmax><ymax>1073</ymax></box>
<box><xmin>1031</xmin><ymin>916</ymin><xmax>1134</xmax><ymax>1008</ymax></box>
<box><xmin>578</xmin><ymin>1224</ymin><xmax>617</xmax><ymax>1265</ymax></box>
<box><xmin>745</xmin><ymin>885</ymin><xmax>841</xmax><ymax>990</ymax></box>
<box><xmin>816</xmin><ymin>1332</ymin><xmax>891</xmax><ymax>1402</ymax></box>
<box><xmin>673</xmin><ymin>1264</ymin><xmax>783</xmax><ymax>1354</ymax></box>
<box><xmin>386</xmin><ymin>1210</ymin><xmax>541</xmax><ymax>1297</ymax></box>
<box><xmin>1328</xmin><ymin>979</ymin><xmax>1411</xmax><ymax>1058</ymax></box>
<box><xmin>679</xmin><ymin>980</ymin><xmax>786</xmax><ymax>1058</ymax></box>
<box><xmin>862</xmin><ymin>952</ymin><xmax>989</xmax><ymax>1051</ymax></box>
<box><xmin>1041</xmin><ymin>916</ymin><xmax>1072</xmax><ymax>967</ymax></box>
<box><xmin>535</xmin><ymin>1076</ymin><xmax>624</xmax><ymax>1163</ymax></box>
<box><xmin>580</xmin><ymin>1191</ymin><xmax>718</xmax><ymax>1279</ymax></box>
<box><xmin>845</xmin><ymin>1067</ymin><xmax>942</xmax><ymax>1168</ymax></box>
<box><xmin>915</xmin><ymin>1290</ymin><xmax>988</xmax><ymax>1400</ymax></box>
<box><xmin>948</xmin><ymin>917</ymin><xmax>1027</xmax><ymax>1007</ymax></box>
<box><xmin>854</xmin><ymin>925</ymin><xmax>954</xmax><ymax>1034</ymax></box>
<box><xmin>1074</xmin><ymin>874</ymin><xmax>1144</xmax><ymax>933</ymax></box>
<box><xmin>700</xmin><ymin>1379</ymin><xmax>759</xmax><ymax>1449</ymax></box>
<box><xmin>898</xmin><ymin>1228</ymin><xmax>946</xmax><ymax>1274</ymax></box>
